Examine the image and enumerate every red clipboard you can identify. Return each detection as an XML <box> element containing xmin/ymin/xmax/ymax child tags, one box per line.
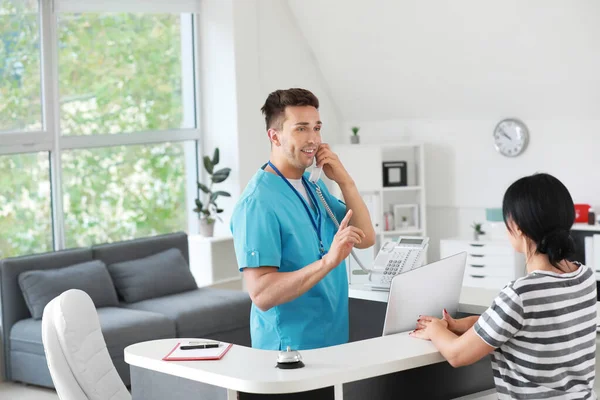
<box><xmin>162</xmin><ymin>342</ymin><xmax>233</xmax><ymax>361</ymax></box>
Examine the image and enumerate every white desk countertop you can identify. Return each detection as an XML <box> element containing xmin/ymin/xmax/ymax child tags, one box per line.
<box><xmin>125</xmin><ymin>333</ymin><xmax>444</xmax><ymax>394</ymax></box>
<box><xmin>125</xmin><ymin>290</ymin><xmax>600</xmax><ymax>395</ymax></box>
<box><xmin>125</xmin><ymin>287</ymin><xmax>500</xmax><ymax>394</ymax></box>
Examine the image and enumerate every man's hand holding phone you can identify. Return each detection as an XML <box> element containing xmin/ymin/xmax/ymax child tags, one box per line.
<box><xmin>315</xmin><ymin>143</ymin><xmax>353</xmax><ymax>187</ymax></box>
<box><xmin>323</xmin><ymin>210</ymin><xmax>365</xmax><ymax>269</ymax></box>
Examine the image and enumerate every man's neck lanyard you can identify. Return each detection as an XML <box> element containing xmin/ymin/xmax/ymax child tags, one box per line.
<box><xmin>266</xmin><ymin>161</ymin><xmax>326</xmax><ymax>257</ymax></box>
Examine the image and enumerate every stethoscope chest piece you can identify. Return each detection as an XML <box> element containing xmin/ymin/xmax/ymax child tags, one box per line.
<box><xmin>276</xmin><ymin>346</ymin><xmax>305</xmax><ymax>369</ymax></box>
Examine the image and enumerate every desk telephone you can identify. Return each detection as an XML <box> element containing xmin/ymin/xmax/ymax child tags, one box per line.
<box><xmin>366</xmin><ymin>237</ymin><xmax>429</xmax><ymax>289</ymax></box>
<box><xmin>308</xmin><ymin>161</ymin><xmax>429</xmax><ymax>290</ymax></box>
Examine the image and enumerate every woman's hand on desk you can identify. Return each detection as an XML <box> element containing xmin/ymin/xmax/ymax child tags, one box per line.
<box><xmin>410</xmin><ymin>316</ymin><xmax>448</xmax><ymax>340</ymax></box>
<box><xmin>414</xmin><ymin>310</ymin><xmax>478</xmax><ymax>337</ymax></box>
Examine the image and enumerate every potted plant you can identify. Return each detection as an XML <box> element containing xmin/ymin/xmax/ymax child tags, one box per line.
<box><xmin>401</xmin><ymin>216</ymin><xmax>409</xmax><ymax>228</ymax></box>
<box><xmin>193</xmin><ymin>147</ymin><xmax>231</xmax><ymax>237</ymax></box>
<box><xmin>350</xmin><ymin>126</ymin><xmax>360</xmax><ymax>144</ymax></box>
<box><xmin>471</xmin><ymin>222</ymin><xmax>485</xmax><ymax>241</ymax></box>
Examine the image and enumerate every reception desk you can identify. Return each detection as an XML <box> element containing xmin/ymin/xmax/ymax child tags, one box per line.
<box><xmin>124</xmin><ymin>286</ymin><xmax>498</xmax><ymax>400</ymax></box>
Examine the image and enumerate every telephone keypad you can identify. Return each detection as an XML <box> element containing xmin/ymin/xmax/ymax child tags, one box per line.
<box><xmin>368</xmin><ymin>238</ymin><xmax>429</xmax><ymax>287</ymax></box>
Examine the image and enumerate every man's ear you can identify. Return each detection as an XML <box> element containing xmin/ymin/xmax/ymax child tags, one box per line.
<box><xmin>268</xmin><ymin>129</ymin><xmax>281</xmax><ymax>146</ymax></box>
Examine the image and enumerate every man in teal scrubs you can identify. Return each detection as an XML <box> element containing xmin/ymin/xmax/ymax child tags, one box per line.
<box><xmin>231</xmin><ymin>88</ymin><xmax>376</xmax><ymax>350</ymax></box>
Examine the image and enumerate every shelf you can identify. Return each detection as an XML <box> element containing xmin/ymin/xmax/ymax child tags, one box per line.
<box><xmin>572</xmin><ymin>223</ymin><xmax>600</xmax><ymax>232</ymax></box>
<box><xmin>188</xmin><ymin>235</ymin><xmax>233</xmax><ymax>243</ymax></box>
<box><xmin>391</xmin><ymin>203</ymin><xmax>418</xmax><ymax>208</ymax></box>
<box><xmin>382</xmin><ymin>186</ymin><xmax>422</xmax><ymax>192</ymax></box>
<box><xmin>381</xmin><ymin>229</ymin><xmax>423</xmax><ymax>236</ymax></box>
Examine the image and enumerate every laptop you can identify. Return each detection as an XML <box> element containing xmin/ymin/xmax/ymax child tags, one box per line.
<box><xmin>382</xmin><ymin>252</ymin><xmax>467</xmax><ymax>336</ymax></box>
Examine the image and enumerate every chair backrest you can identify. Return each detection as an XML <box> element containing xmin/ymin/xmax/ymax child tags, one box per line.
<box><xmin>42</xmin><ymin>289</ymin><xmax>131</xmax><ymax>400</ymax></box>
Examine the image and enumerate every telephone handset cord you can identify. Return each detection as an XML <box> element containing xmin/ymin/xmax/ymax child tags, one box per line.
<box><xmin>312</xmin><ymin>184</ymin><xmax>373</xmax><ymax>274</ymax></box>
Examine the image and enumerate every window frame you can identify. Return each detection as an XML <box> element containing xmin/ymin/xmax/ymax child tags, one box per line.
<box><xmin>0</xmin><ymin>0</ymin><xmax>203</xmax><ymax>253</ymax></box>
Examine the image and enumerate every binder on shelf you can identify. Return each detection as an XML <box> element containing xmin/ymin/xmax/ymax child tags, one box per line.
<box><xmin>162</xmin><ymin>342</ymin><xmax>233</xmax><ymax>361</ymax></box>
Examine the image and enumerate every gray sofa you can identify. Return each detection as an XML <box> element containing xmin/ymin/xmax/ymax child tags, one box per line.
<box><xmin>0</xmin><ymin>232</ymin><xmax>251</xmax><ymax>388</ymax></box>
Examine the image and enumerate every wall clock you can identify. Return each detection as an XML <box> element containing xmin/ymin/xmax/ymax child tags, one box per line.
<box><xmin>493</xmin><ymin>118</ymin><xmax>529</xmax><ymax>157</ymax></box>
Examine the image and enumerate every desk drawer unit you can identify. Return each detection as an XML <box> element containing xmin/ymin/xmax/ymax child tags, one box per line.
<box><xmin>440</xmin><ymin>239</ymin><xmax>525</xmax><ymax>290</ymax></box>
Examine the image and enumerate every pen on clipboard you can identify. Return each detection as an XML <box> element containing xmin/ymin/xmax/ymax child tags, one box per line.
<box><xmin>180</xmin><ymin>341</ymin><xmax>220</xmax><ymax>350</ymax></box>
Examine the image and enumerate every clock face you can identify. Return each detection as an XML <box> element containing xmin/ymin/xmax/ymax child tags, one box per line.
<box><xmin>493</xmin><ymin>119</ymin><xmax>529</xmax><ymax>157</ymax></box>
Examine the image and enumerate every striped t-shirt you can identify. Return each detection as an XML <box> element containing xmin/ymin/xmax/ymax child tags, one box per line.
<box><xmin>474</xmin><ymin>263</ymin><xmax>597</xmax><ymax>399</ymax></box>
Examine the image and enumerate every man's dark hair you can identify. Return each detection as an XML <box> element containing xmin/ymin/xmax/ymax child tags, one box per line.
<box><xmin>260</xmin><ymin>88</ymin><xmax>319</xmax><ymax>131</ymax></box>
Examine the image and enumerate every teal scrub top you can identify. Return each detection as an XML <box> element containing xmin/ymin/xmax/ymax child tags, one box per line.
<box><xmin>230</xmin><ymin>167</ymin><xmax>349</xmax><ymax>350</ymax></box>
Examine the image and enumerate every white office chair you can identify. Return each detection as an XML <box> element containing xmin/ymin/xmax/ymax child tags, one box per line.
<box><xmin>41</xmin><ymin>289</ymin><xmax>131</xmax><ymax>400</ymax></box>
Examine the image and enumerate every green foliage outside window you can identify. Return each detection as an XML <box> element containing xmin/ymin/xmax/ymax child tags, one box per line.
<box><xmin>0</xmin><ymin>3</ymin><xmax>191</xmax><ymax>258</ymax></box>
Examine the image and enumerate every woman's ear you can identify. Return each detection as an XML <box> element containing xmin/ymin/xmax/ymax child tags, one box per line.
<box><xmin>268</xmin><ymin>129</ymin><xmax>281</xmax><ymax>146</ymax></box>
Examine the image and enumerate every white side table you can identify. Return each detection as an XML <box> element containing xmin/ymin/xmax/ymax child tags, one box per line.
<box><xmin>188</xmin><ymin>235</ymin><xmax>242</xmax><ymax>290</ymax></box>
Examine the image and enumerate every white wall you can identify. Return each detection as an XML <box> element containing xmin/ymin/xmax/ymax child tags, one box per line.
<box><xmin>286</xmin><ymin>0</ymin><xmax>600</xmax><ymax>259</ymax></box>
<box><xmin>202</xmin><ymin>0</ymin><xmax>600</xmax><ymax>256</ymax></box>
<box><xmin>289</xmin><ymin>0</ymin><xmax>600</xmax><ymax>122</ymax></box>
<box><xmin>199</xmin><ymin>0</ymin><xmax>342</xmax><ymax>235</ymax></box>
<box><xmin>232</xmin><ymin>0</ymin><xmax>343</xmax><ymax>189</ymax></box>
<box><xmin>344</xmin><ymin>119</ymin><xmax>600</xmax><ymax>258</ymax></box>
<box><xmin>199</xmin><ymin>0</ymin><xmax>240</xmax><ymax>237</ymax></box>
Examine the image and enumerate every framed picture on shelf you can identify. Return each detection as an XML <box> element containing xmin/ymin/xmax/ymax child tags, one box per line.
<box><xmin>382</xmin><ymin>161</ymin><xmax>407</xmax><ymax>187</ymax></box>
<box><xmin>393</xmin><ymin>204</ymin><xmax>419</xmax><ymax>231</ymax></box>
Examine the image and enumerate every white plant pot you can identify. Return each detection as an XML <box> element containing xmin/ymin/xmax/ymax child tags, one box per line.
<box><xmin>199</xmin><ymin>219</ymin><xmax>215</xmax><ymax>237</ymax></box>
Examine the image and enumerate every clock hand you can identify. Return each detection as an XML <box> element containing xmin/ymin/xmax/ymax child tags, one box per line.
<box><xmin>500</xmin><ymin>128</ymin><xmax>512</xmax><ymax>141</ymax></box>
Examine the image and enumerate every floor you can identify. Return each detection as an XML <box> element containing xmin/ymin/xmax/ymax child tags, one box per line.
<box><xmin>1</xmin><ymin>380</ymin><xmax>599</xmax><ymax>400</ymax></box>
<box><xmin>0</xmin><ymin>382</ymin><xmax>57</xmax><ymax>400</ymax></box>
<box><xmin>0</xmin><ymin>381</ymin><xmax>498</xmax><ymax>399</ymax></box>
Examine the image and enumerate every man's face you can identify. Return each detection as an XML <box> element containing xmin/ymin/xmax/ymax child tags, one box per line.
<box><xmin>276</xmin><ymin>106</ymin><xmax>322</xmax><ymax>170</ymax></box>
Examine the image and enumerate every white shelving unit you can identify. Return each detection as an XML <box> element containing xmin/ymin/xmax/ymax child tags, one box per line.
<box><xmin>328</xmin><ymin>142</ymin><xmax>427</xmax><ymax>285</ymax></box>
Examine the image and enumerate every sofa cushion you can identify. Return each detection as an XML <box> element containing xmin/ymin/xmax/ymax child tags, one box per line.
<box><xmin>10</xmin><ymin>307</ymin><xmax>176</xmax><ymax>358</ymax></box>
<box><xmin>18</xmin><ymin>260</ymin><xmax>119</xmax><ymax>320</ymax></box>
<box><xmin>121</xmin><ymin>288</ymin><xmax>251</xmax><ymax>338</ymax></box>
<box><xmin>107</xmin><ymin>248</ymin><xmax>197</xmax><ymax>303</ymax></box>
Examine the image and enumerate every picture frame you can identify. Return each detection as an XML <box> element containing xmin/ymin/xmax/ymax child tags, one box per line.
<box><xmin>382</xmin><ymin>161</ymin><xmax>407</xmax><ymax>187</ymax></box>
<box><xmin>393</xmin><ymin>204</ymin><xmax>419</xmax><ymax>231</ymax></box>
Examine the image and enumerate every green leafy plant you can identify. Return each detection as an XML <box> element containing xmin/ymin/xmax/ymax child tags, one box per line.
<box><xmin>351</xmin><ymin>126</ymin><xmax>360</xmax><ymax>136</ymax></box>
<box><xmin>193</xmin><ymin>148</ymin><xmax>231</xmax><ymax>224</ymax></box>
<box><xmin>471</xmin><ymin>222</ymin><xmax>485</xmax><ymax>235</ymax></box>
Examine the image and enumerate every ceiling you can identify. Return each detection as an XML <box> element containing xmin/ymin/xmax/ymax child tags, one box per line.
<box><xmin>287</xmin><ymin>0</ymin><xmax>600</xmax><ymax>121</ymax></box>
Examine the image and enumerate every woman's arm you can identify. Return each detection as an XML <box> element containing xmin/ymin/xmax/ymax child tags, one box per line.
<box><xmin>446</xmin><ymin>315</ymin><xmax>480</xmax><ymax>335</ymax></box>
<box><xmin>410</xmin><ymin>318</ymin><xmax>495</xmax><ymax>367</ymax></box>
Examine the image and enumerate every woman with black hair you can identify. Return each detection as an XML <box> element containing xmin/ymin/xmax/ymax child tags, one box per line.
<box><xmin>411</xmin><ymin>173</ymin><xmax>597</xmax><ymax>399</ymax></box>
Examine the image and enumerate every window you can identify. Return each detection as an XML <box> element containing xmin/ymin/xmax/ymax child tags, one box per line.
<box><xmin>58</xmin><ymin>13</ymin><xmax>193</xmax><ymax>135</ymax></box>
<box><xmin>0</xmin><ymin>3</ymin><xmax>201</xmax><ymax>257</ymax></box>
<box><xmin>61</xmin><ymin>142</ymin><xmax>190</xmax><ymax>248</ymax></box>
<box><xmin>0</xmin><ymin>0</ymin><xmax>41</xmax><ymax>132</ymax></box>
<box><xmin>0</xmin><ymin>152</ymin><xmax>52</xmax><ymax>258</ymax></box>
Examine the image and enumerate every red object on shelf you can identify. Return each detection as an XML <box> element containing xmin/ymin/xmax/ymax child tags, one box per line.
<box><xmin>574</xmin><ymin>204</ymin><xmax>591</xmax><ymax>223</ymax></box>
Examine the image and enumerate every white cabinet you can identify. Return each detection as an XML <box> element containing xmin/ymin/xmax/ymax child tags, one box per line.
<box><xmin>440</xmin><ymin>238</ymin><xmax>526</xmax><ymax>290</ymax></box>
<box><xmin>188</xmin><ymin>235</ymin><xmax>243</xmax><ymax>290</ymax></box>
